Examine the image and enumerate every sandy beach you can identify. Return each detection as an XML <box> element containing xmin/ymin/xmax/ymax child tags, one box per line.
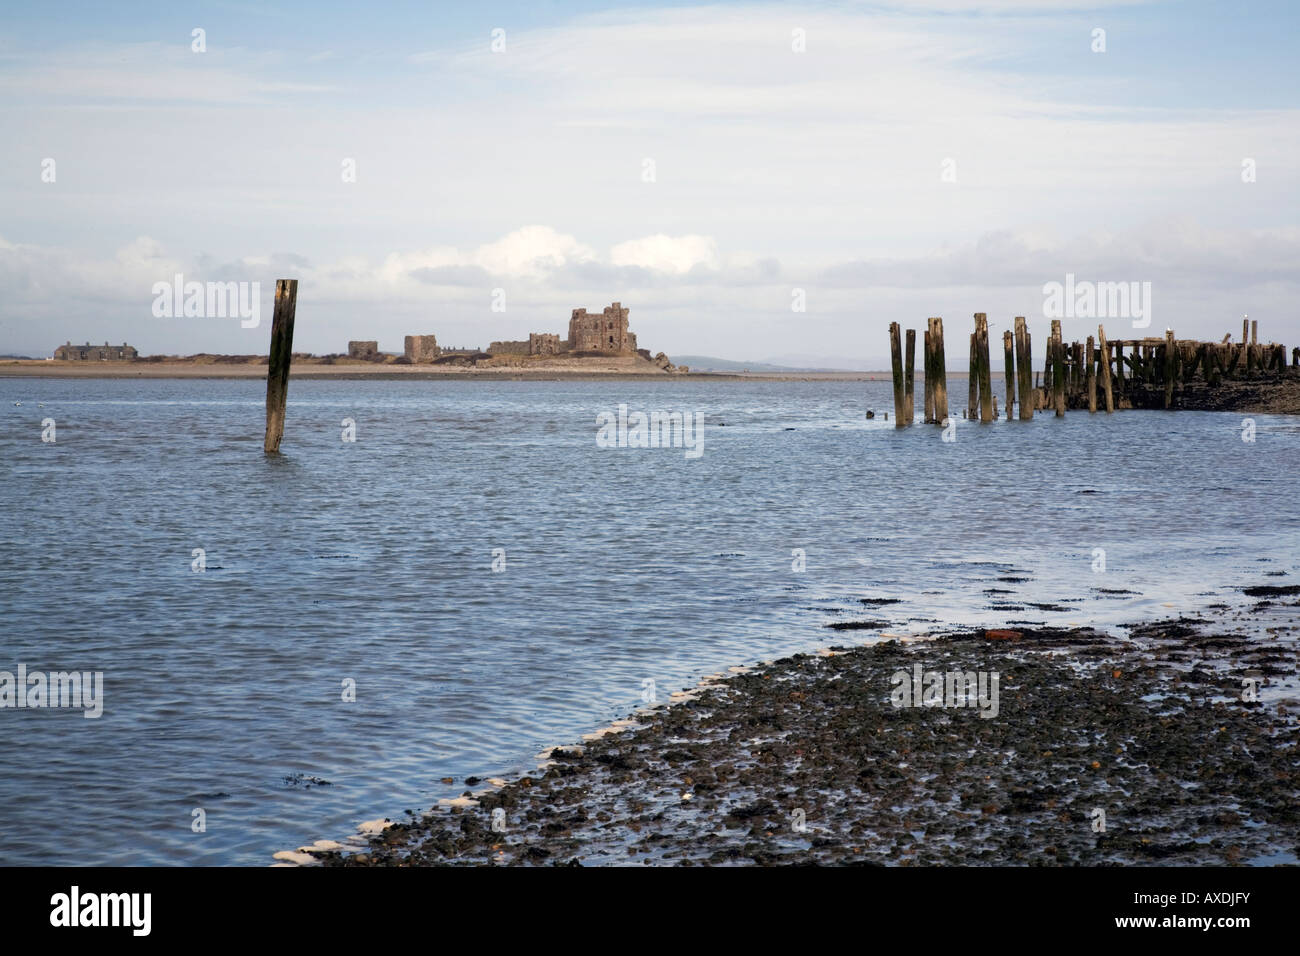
<box><xmin>0</xmin><ymin>358</ymin><xmax>892</xmax><ymax>383</ymax></box>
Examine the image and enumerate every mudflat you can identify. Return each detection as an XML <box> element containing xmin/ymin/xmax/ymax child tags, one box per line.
<box><xmin>313</xmin><ymin>595</ymin><xmax>1300</xmax><ymax>867</ymax></box>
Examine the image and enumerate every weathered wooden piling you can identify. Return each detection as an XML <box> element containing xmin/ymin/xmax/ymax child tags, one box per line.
<box><xmin>1163</xmin><ymin>329</ymin><xmax>1176</xmax><ymax>409</ymax></box>
<box><xmin>928</xmin><ymin>317</ymin><xmax>948</xmax><ymax>424</ymax></box>
<box><xmin>1050</xmin><ymin>320</ymin><xmax>1065</xmax><ymax>417</ymax></box>
<box><xmin>894</xmin><ymin>316</ymin><xmax>1285</xmax><ymax>418</ymax></box>
<box><xmin>1086</xmin><ymin>336</ymin><xmax>1097</xmax><ymax>413</ymax></box>
<box><xmin>1226</xmin><ymin>343</ymin><xmax>1241</xmax><ymax>376</ymax></box>
<box><xmin>1097</xmin><ymin>325</ymin><xmax>1114</xmax><ymax>412</ymax></box>
<box><xmin>967</xmin><ymin>332</ymin><xmax>978</xmax><ymax>420</ymax></box>
<box><xmin>904</xmin><ymin>329</ymin><xmax>916</xmax><ymax>425</ymax></box>
<box><xmin>263</xmin><ymin>278</ymin><xmax>298</xmax><ymax>454</ymax></box>
<box><xmin>1003</xmin><ymin>329</ymin><xmax>1014</xmax><ymax>421</ymax></box>
<box><xmin>923</xmin><ymin>329</ymin><xmax>934</xmax><ymax>423</ymax></box>
<box><xmin>889</xmin><ymin>322</ymin><xmax>906</xmax><ymax>426</ymax></box>
<box><xmin>975</xmin><ymin>314</ymin><xmax>993</xmax><ymax>423</ymax></box>
<box><xmin>1202</xmin><ymin>343</ymin><xmax>1215</xmax><ymax>383</ymax></box>
<box><xmin>1015</xmin><ymin>317</ymin><xmax>1033</xmax><ymax>421</ymax></box>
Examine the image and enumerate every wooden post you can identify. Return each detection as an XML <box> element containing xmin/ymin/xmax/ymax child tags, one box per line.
<box><xmin>264</xmin><ymin>278</ymin><xmax>298</xmax><ymax>454</ymax></box>
<box><xmin>975</xmin><ymin>314</ymin><xmax>993</xmax><ymax>423</ymax></box>
<box><xmin>904</xmin><ymin>329</ymin><xmax>916</xmax><ymax>425</ymax></box>
<box><xmin>929</xmin><ymin>317</ymin><xmax>948</xmax><ymax>425</ymax></box>
<box><xmin>1072</xmin><ymin>342</ymin><xmax>1084</xmax><ymax>399</ymax></box>
<box><xmin>1251</xmin><ymin>320</ymin><xmax>1258</xmax><ymax>345</ymax></box>
<box><xmin>1163</xmin><ymin>330</ymin><xmax>1176</xmax><ymax>409</ymax></box>
<box><xmin>1051</xmin><ymin>320</ymin><xmax>1065</xmax><ymax>416</ymax></box>
<box><xmin>1097</xmin><ymin>325</ymin><xmax>1114</xmax><ymax>413</ymax></box>
<box><xmin>1292</xmin><ymin>347</ymin><xmax>1299</xmax><ymax>367</ymax></box>
<box><xmin>1015</xmin><ymin>317</ymin><xmax>1033</xmax><ymax>421</ymax></box>
<box><xmin>923</xmin><ymin>329</ymin><xmax>934</xmax><ymax>423</ymax></box>
<box><xmin>1086</xmin><ymin>336</ymin><xmax>1097</xmax><ymax>413</ymax></box>
<box><xmin>1003</xmin><ymin>329</ymin><xmax>1014</xmax><ymax>421</ymax></box>
<box><xmin>890</xmin><ymin>322</ymin><xmax>906</xmax><ymax>426</ymax></box>
<box><xmin>967</xmin><ymin>332</ymin><xmax>978</xmax><ymax>420</ymax></box>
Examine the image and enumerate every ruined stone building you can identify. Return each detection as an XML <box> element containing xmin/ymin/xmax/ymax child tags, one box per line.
<box><xmin>568</xmin><ymin>302</ymin><xmax>636</xmax><ymax>352</ymax></box>
<box><xmin>347</xmin><ymin>341</ymin><xmax>380</xmax><ymax>359</ymax></box>
<box><xmin>404</xmin><ymin>334</ymin><xmax>440</xmax><ymax>363</ymax></box>
<box><xmin>484</xmin><ymin>302</ymin><xmax>639</xmax><ymax>356</ymax></box>
<box><xmin>400</xmin><ymin>302</ymin><xmax>643</xmax><ymax>362</ymax></box>
<box><xmin>530</xmin><ymin>333</ymin><xmax>563</xmax><ymax>355</ymax></box>
<box><xmin>55</xmin><ymin>341</ymin><xmax>138</xmax><ymax>361</ymax></box>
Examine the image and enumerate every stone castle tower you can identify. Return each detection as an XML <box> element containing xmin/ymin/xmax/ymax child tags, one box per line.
<box><xmin>568</xmin><ymin>302</ymin><xmax>636</xmax><ymax>352</ymax></box>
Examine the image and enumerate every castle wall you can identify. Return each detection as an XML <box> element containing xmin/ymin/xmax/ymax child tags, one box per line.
<box><xmin>404</xmin><ymin>334</ymin><xmax>440</xmax><ymax>363</ymax></box>
<box><xmin>529</xmin><ymin>333</ymin><xmax>562</xmax><ymax>355</ymax></box>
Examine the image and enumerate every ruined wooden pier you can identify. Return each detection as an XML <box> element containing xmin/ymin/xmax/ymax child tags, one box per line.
<box><xmin>886</xmin><ymin>314</ymin><xmax>1292</xmax><ymax>425</ymax></box>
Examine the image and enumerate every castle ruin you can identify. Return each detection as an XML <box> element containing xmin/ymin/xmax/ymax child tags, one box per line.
<box><xmin>404</xmin><ymin>334</ymin><xmax>440</xmax><ymax>363</ymax></box>
<box><xmin>394</xmin><ymin>302</ymin><xmax>673</xmax><ymax>367</ymax></box>
<box><xmin>567</xmin><ymin>302</ymin><xmax>636</xmax><ymax>353</ymax></box>
<box><xmin>530</xmin><ymin>332</ymin><xmax>563</xmax><ymax>355</ymax></box>
<box><xmin>481</xmin><ymin>302</ymin><xmax>638</xmax><ymax>357</ymax></box>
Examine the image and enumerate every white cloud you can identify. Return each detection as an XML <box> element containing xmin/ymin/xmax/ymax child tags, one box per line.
<box><xmin>2</xmin><ymin>220</ymin><xmax>1295</xmax><ymax>358</ymax></box>
<box><xmin>0</xmin><ymin>42</ymin><xmax>335</xmax><ymax>103</ymax></box>
<box><xmin>610</xmin><ymin>234</ymin><xmax>719</xmax><ymax>274</ymax></box>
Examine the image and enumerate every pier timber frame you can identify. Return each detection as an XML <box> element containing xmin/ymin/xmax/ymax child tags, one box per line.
<box><xmin>887</xmin><ymin>314</ymin><xmax>1292</xmax><ymax>424</ymax></box>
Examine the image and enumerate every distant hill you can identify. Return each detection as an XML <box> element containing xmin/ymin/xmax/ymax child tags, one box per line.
<box><xmin>674</xmin><ymin>354</ymin><xmax>879</xmax><ymax>373</ymax></box>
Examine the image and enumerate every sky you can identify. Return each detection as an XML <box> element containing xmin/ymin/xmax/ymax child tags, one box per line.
<box><xmin>1</xmin><ymin>0</ymin><xmax>1297</xmax><ymax>366</ymax></box>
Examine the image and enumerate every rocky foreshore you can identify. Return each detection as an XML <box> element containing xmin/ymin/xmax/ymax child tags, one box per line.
<box><xmin>307</xmin><ymin>593</ymin><xmax>1300</xmax><ymax>867</ymax></box>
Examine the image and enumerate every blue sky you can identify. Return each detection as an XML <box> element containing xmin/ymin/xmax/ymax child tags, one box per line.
<box><xmin>1</xmin><ymin>0</ymin><xmax>1297</xmax><ymax>363</ymax></box>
